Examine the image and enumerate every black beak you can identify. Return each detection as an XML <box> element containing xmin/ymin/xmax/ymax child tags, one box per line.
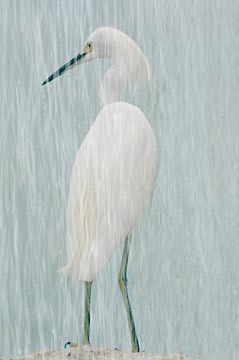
<box><xmin>41</xmin><ymin>52</ymin><xmax>87</xmax><ymax>86</ymax></box>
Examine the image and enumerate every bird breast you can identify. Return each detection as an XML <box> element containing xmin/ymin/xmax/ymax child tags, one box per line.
<box><xmin>65</xmin><ymin>102</ymin><xmax>157</xmax><ymax>281</ymax></box>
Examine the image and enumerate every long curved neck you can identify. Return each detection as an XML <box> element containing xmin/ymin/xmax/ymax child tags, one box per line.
<box><xmin>99</xmin><ymin>42</ymin><xmax>151</xmax><ymax>108</ymax></box>
<box><xmin>99</xmin><ymin>59</ymin><xmax>129</xmax><ymax>107</ymax></box>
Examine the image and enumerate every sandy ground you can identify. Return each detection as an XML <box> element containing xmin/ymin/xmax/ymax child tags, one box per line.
<box><xmin>6</xmin><ymin>345</ymin><xmax>198</xmax><ymax>360</ymax></box>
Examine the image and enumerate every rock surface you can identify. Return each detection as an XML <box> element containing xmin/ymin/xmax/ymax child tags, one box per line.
<box><xmin>7</xmin><ymin>345</ymin><xmax>198</xmax><ymax>360</ymax></box>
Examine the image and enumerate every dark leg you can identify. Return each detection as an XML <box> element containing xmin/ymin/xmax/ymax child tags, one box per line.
<box><xmin>118</xmin><ymin>235</ymin><xmax>140</xmax><ymax>352</ymax></box>
<box><xmin>82</xmin><ymin>281</ymin><xmax>93</xmax><ymax>345</ymax></box>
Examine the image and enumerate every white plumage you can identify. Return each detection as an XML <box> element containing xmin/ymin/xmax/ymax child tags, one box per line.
<box><xmin>64</xmin><ymin>102</ymin><xmax>157</xmax><ymax>281</ymax></box>
<box><xmin>42</xmin><ymin>27</ymin><xmax>157</xmax><ymax>350</ymax></box>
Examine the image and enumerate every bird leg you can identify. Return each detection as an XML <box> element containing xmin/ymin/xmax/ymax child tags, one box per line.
<box><xmin>82</xmin><ymin>280</ymin><xmax>93</xmax><ymax>345</ymax></box>
<box><xmin>118</xmin><ymin>235</ymin><xmax>140</xmax><ymax>352</ymax></box>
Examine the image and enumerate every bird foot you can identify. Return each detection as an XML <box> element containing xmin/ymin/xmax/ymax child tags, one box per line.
<box><xmin>64</xmin><ymin>341</ymin><xmax>78</xmax><ymax>349</ymax></box>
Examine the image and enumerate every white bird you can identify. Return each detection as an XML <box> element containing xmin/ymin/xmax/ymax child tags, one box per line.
<box><xmin>42</xmin><ymin>27</ymin><xmax>157</xmax><ymax>353</ymax></box>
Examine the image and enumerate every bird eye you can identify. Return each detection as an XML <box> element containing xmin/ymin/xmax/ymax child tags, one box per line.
<box><xmin>88</xmin><ymin>42</ymin><xmax>92</xmax><ymax>49</ymax></box>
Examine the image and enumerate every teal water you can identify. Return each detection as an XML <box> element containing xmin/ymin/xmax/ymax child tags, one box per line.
<box><xmin>0</xmin><ymin>1</ymin><xmax>239</xmax><ymax>359</ymax></box>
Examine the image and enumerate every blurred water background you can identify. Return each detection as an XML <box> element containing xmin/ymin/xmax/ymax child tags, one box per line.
<box><xmin>0</xmin><ymin>1</ymin><xmax>239</xmax><ymax>359</ymax></box>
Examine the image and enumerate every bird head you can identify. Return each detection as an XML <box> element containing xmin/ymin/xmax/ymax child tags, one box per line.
<box><xmin>41</xmin><ymin>27</ymin><xmax>151</xmax><ymax>90</ymax></box>
<box><xmin>41</xmin><ymin>28</ymin><xmax>118</xmax><ymax>86</ymax></box>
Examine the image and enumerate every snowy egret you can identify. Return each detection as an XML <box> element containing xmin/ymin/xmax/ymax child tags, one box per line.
<box><xmin>42</xmin><ymin>27</ymin><xmax>157</xmax><ymax>352</ymax></box>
